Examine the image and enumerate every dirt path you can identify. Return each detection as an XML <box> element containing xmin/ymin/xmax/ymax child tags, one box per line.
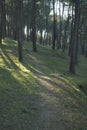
<box><xmin>35</xmin><ymin>76</ymin><xmax>68</xmax><ymax>130</ymax></box>
<box><xmin>23</xmin><ymin>52</ymin><xmax>87</xmax><ymax>130</ymax></box>
<box><xmin>30</xmin><ymin>71</ymin><xmax>87</xmax><ymax>130</ymax></box>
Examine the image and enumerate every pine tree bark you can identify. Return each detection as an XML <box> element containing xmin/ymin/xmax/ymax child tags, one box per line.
<box><xmin>0</xmin><ymin>0</ymin><xmax>2</xmax><ymax>44</ymax></box>
<box><xmin>63</xmin><ymin>4</ymin><xmax>70</xmax><ymax>52</ymax></box>
<box><xmin>31</xmin><ymin>0</ymin><xmax>37</xmax><ymax>52</ymax></box>
<box><xmin>69</xmin><ymin>0</ymin><xmax>80</xmax><ymax>73</ymax></box>
<box><xmin>68</xmin><ymin>4</ymin><xmax>74</xmax><ymax>56</ymax></box>
<box><xmin>1</xmin><ymin>0</ymin><xmax>6</xmax><ymax>38</ymax></box>
<box><xmin>2</xmin><ymin>0</ymin><xmax>6</xmax><ymax>37</ymax></box>
<box><xmin>17</xmin><ymin>0</ymin><xmax>23</xmax><ymax>62</ymax></box>
<box><xmin>52</xmin><ymin>0</ymin><xmax>56</xmax><ymax>50</ymax></box>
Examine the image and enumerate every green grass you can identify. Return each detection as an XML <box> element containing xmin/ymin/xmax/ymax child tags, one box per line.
<box><xmin>0</xmin><ymin>38</ymin><xmax>87</xmax><ymax>130</ymax></box>
<box><xmin>0</xmin><ymin>39</ymin><xmax>39</xmax><ymax>130</ymax></box>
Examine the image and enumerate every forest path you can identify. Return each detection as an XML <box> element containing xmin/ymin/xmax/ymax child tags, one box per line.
<box><xmin>34</xmin><ymin>74</ymin><xmax>71</xmax><ymax>130</ymax></box>
<box><xmin>29</xmin><ymin>61</ymin><xmax>87</xmax><ymax>130</ymax></box>
<box><xmin>0</xmin><ymin>39</ymin><xmax>87</xmax><ymax>130</ymax></box>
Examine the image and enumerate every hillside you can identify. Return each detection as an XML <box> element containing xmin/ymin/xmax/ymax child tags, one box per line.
<box><xmin>0</xmin><ymin>38</ymin><xmax>87</xmax><ymax>130</ymax></box>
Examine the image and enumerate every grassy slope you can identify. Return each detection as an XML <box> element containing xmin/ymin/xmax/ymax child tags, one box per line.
<box><xmin>0</xmin><ymin>38</ymin><xmax>87</xmax><ymax>129</ymax></box>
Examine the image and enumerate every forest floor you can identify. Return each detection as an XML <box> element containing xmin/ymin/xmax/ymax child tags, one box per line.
<box><xmin>0</xmin><ymin>39</ymin><xmax>87</xmax><ymax>130</ymax></box>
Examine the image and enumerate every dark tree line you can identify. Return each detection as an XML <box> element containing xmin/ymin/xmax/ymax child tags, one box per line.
<box><xmin>0</xmin><ymin>0</ymin><xmax>87</xmax><ymax>73</ymax></box>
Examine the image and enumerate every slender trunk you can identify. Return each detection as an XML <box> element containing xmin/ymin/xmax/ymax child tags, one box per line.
<box><xmin>58</xmin><ymin>0</ymin><xmax>61</xmax><ymax>49</ymax></box>
<box><xmin>52</xmin><ymin>0</ymin><xmax>56</xmax><ymax>50</ymax></box>
<box><xmin>68</xmin><ymin>5</ymin><xmax>74</xmax><ymax>56</ymax></box>
<box><xmin>61</xmin><ymin>2</ymin><xmax>65</xmax><ymax>48</ymax></box>
<box><xmin>31</xmin><ymin>0</ymin><xmax>37</xmax><ymax>52</ymax></box>
<box><xmin>0</xmin><ymin>0</ymin><xmax>2</xmax><ymax>44</ymax></box>
<box><xmin>63</xmin><ymin>4</ymin><xmax>70</xmax><ymax>52</ymax></box>
<box><xmin>40</xmin><ymin>29</ymin><xmax>43</xmax><ymax>44</ymax></box>
<box><xmin>27</xmin><ymin>18</ymin><xmax>30</xmax><ymax>41</ymax></box>
<box><xmin>1</xmin><ymin>0</ymin><xmax>6</xmax><ymax>38</ymax></box>
<box><xmin>17</xmin><ymin>0</ymin><xmax>23</xmax><ymax>62</ymax></box>
<box><xmin>58</xmin><ymin>1</ymin><xmax>64</xmax><ymax>49</ymax></box>
<box><xmin>27</xmin><ymin>26</ymin><xmax>29</xmax><ymax>41</ymax></box>
<box><xmin>69</xmin><ymin>0</ymin><xmax>80</xmax><ymax>73</ymax></box>
<box><xmin>75</xmin><ymin>9</ymin><xmax>80</xmax><ymax>64</ymax></box>
<box><xmin>3</xmin><ymin>0</ymin><xmax>6</xmax><ymax>37</ymax></box>
<box><xmin>85</xmin><ymin>46</ymin><xmax>87</xmax><ymax>58</ymax></box>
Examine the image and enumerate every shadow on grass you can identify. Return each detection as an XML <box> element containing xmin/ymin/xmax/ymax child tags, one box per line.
<box><xmin>0</xmin><ymin>42</ymin><xmax>41</xmax><ymax>130</ymax></box>
<box><xmin>0</xmin><ymin>68</ymin><xmax>40</xmax><ymax>130</ymax></box>
<box><xmin>0</xmin><ymin>39</ymin><xmax>87</xmax><ymax>129</ymax></box>
<box><xmin>24</xmin><ymin>65</ymin><xmax>87</xmax><ymax>129</ymax></box>
<box><xmin>21</xmin><ymin>51</ymin><xmax>87</xmax><ymax>116</ymax></box>
<box><xmin>21</xmin><ymin>49</ymin><xmax>87</xmax><ymax>104</ymax></box>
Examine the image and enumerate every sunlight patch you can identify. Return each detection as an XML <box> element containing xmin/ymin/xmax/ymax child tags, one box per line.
<box><xmin>15</xmin><ymin>62</ymin><xmax>31</xmax><ymax>73</ymax></box>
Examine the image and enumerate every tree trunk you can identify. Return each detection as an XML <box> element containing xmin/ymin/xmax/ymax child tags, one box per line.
<box><xmin>0</xmin><ymin>0</ymin><xmax>2</xmax><ymax>44</ymax></box>
<box><xmin>63</xmin><ymin>5</ymin><xmax>70</xmax><ymax>52</ymax></box>
<box><xmin>40</xmin><ymin>29</ymin><xmax>43</xmax><ymax>44</ymax></box>
<box><xmin>69</xmin><ymin>0</ymin><xmax>80</xmax><ymax>73</ymax></box>
<box><xmin>52</xmin><ymin>0</ymin><xmax>56</xmax><ymax>50</ymax></box>
<box><xmin>57</xmin><ymin>1</ymin><xmax>64</xmax><ymax>49</ymax></box>
<box><xmin>75</xmin><ymin>10</ymin><xmax>80</xmax><ymax>64</ymax></box>
<box><xmin>17</xmin><ymin>0</ymin><xmax>23</xmax><ymax>62</ymax></box>
<box><xmin>27</xmin><ymin>20</ymin><xmax>30</xmax><ymax>41</ymax></box>
<box><xmin>68</xmin><ymin>5</ymin><xmax>74</xmax><ymax>56</ymax></box>
<box><xmin>31</xmin><ymin>0</ymin><xmax>37</xmax><ymax>52</ymax></box>
<box><xmin>1</xmin><ymin>0</ymin><xmax>6</xmax><ymax>38</ymax></box>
